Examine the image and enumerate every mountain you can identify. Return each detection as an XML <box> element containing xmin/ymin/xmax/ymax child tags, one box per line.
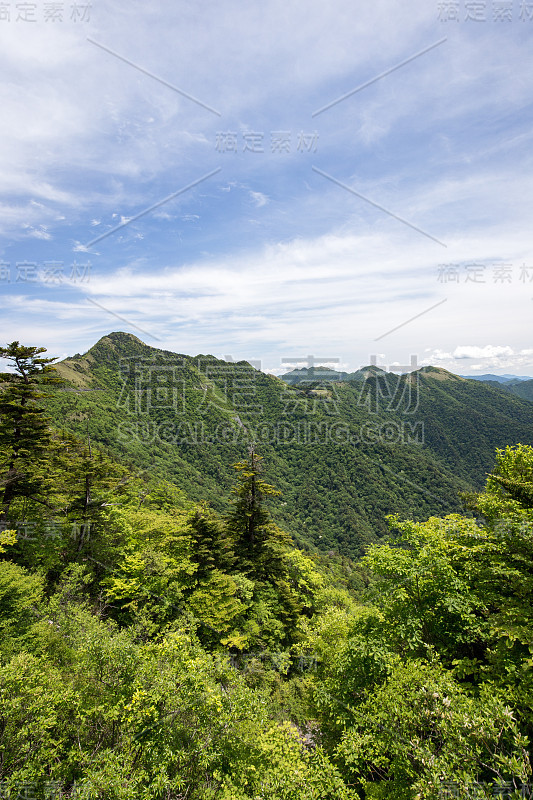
<box><xmin>280</xmin><ymin>364</ymin><xmax>387</xmax><ymax>384</ymax></box>
<box><xmin>460</xmin><ymin>374</ymin><xmax>533</xmax><ymax>403</ymax></box>
<box><xmin>280</xmin><ymin>364</ymin><xmax>389</xmax><ymax>385</ymax></box>
<box><xmin>346</xmin><ymin>364</ymin><xmax>389</xmax><ymax>382</ymax></box>
<box><xmin>43</xmin><ymin>332</ymin><xmax>533</xmax><ymax>559</ymax></box>
<box><xmin>460</xmin><ymin>373</ymin><xmax>533</xmax><ymax>383</ymax></box>
<box><xmin>280</xmin><ymin>366</ymin><xmax>351</xmax><ymax>384</ymax></box>
<box><xmin>404</xmin><ymin>366</ymin><xmax>533</xmax><ymax>478</ymax></box>
<box><xmin>503</xmin><ymin>378</ymin><xmax>533</xmax><ymax>403</ymax></box>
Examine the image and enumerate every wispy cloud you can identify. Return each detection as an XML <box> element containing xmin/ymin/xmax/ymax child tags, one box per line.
<box><xmin>0</xmin><ymin>0</ymin><xmax>531</xmax><ymax>374</ymax></box>
<box><xmin>249</xmin><ymin>191</ymin><xmax>269</xmax><ymax>207</ymax></box>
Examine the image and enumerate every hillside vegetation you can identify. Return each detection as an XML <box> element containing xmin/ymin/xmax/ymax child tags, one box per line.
<box><xmin>1</xmin><ymin>339</ymin><xmax>533</xmax><ymax>799</ymax></box>
<box><xmin>41</xmin><ymin>332</ymin><xmax>533</xmax><ymax>558</ymax></box>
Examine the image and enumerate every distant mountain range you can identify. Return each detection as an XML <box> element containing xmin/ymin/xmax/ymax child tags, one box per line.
<box><xmin>459</xmin><ymin>374</ymin><xmax>533</xmax><ymax>403</ymax></box>
<box><xmin>280</xmin><ymin>365</ymin><xmax>387</xmax><ymax>384</ymax></box>
<box><xmin>43</xmin><ymin>333</ymin><xmax>533</xmax><ymax>558</ymax></box>
<box><xmin>281</xmin><ymin>366</ymin><xmax>533</xmax><ymax>405</ymax></box>
<box><xmin>281</xmin><ymin>367</ymin><xmax>533</xmax><ymax>386</ymax></box>
<box><xmin>459</xmin><ymin>373</ymin><xmax>533</xmax><ymax>383</ymax></box>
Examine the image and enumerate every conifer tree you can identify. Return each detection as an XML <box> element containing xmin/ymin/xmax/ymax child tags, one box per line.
<box><xmin>0</xmin><ymin>342</ymin><xmax>62</xmax><ymax>521</ymax></box>
<box><xmin>226</xmin><ymin>445</ymin><xmax>291</xmax><ymax>580</ymax></box>
<box><xmin>188</xmin><ymin>503</ymin><xmax>235</xmax><ymax>577</ymax></box>
<box><xmin>56</xmin><ymin>430</ymin><xmax>129</xmax><ymax>553</ymax></box>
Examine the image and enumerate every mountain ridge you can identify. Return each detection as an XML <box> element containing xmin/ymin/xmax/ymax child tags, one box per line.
<box><xmin>44</xmin><ymin>332</ymin><xmax>533</xmax><ymax>558</ymax></box>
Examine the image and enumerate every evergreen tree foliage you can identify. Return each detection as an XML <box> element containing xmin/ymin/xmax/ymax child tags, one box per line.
<box><xmin>188</xmin><ymin>503</ymin><xmax>235</xmax><ymax>576</ymax></box>
<box><xmin>226</xmin><ymin>445</ymin><xmax>291</xmax><ymax>580</ymax></box>
<box><xmin>0</xmin><ymin>342</ymin><xmax>62</xmax><ymax>520</ymax></box>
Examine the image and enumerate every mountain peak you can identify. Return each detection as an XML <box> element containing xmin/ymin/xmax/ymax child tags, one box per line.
<box><xmin>95</xmin><ymin>331</ymin><xmax>145</xmax><ymax>348</ymax></box>
<box><xmin>83</xmin><ymin>331</ymin><xmax>157</xmax><ymax>363</ymax></box>
<box><xmin>416</xmin><ymin>366</ymin><xmax>465</xmax><ymax>381</ymax></box>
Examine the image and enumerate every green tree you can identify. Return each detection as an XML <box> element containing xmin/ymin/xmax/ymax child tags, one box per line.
<box><xmin>360</xmin><ymin>446</ymin><xmax>533</xmax><ymax>747</ymax></box>
<box><xmin>482</xmin><ymin>443</ymin><xmax>533</xmax><ymax>511</ymax></box>
<box><xmin>335</xmin><ymin>658</ymin><xmax>531</xmax><ymax>799</ymax></box>
<box><xmin>465</xmin><ymin>443</ymin><xmax>533</xmax><ymax>521</ymax></box>
<box><xmin>188</xmin><ymin>503</ymin><xmax>235</xmax><ymax>577</ymax></box>
<box><xmin>0</xmin><ymin>342</ymin><xmax>61</xmax><ymax>521</ymax></box>
<box><xmin>225</xmin><ymin>446</ymin><xmax>290</xmax><ymax>581</ymax></box>
<box><xmin>361</xmin><ymin>514</ymin><xmax>492</xmax><ymax>668</ymax></box>
<box><xmin>54</xmin><ymin>431</ymin><xmax>129</xmax><ymax>556</ymax></box>
<box><xmin>0</xmin><ymin>559</ymin><xmax>44</xmax><ymax>661</ymax></box>
<box><xmin>465</xmin><ymin>444</ymin><xmax>533</xmax><ymax>733</ymax></box>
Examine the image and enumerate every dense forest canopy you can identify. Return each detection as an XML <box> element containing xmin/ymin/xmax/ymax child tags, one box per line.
<box><xmin>37</xmin><ymin>331</ymin><xmax>533</xmax><ymax>559</ymax></box>
<box><xmin>1</xmin><ymin>339</ymin><xmax>533</xmax><ymax>799</ymax></box>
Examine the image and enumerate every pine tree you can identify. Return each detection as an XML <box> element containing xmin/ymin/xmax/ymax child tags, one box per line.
<box><xmin>0</xmin><ymin>342</ymin><xmax>62</xmax><ymax>521</ymax></box>
<box><xmin>225</xmin><ymin>445</ymin><xmax>291</xmax><ymax>580</ymax></box>
<box><xmin>55</xmin><ymin>430</ymin><xmax>129</xmax><ymax>554</ymax></box>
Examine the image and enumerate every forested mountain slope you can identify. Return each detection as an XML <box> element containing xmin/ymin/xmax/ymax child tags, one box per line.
<box><xmin>42</xmin><ymin>332</ymin><xmax>533</xmax><ymax>557</ymax></box>
<box><xmin>2</xmin><ymin>340</ymin><xmax>533</xmax><ymax>798</ymax></box>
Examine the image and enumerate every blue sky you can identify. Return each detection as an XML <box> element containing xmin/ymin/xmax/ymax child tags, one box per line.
<box><xmin>1</xmin><ymin>0</ymin><xmax>533</xmax><ymax>376</ymax></box>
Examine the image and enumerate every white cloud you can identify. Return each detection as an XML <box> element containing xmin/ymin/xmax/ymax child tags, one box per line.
<box><xmin>1</xmin><ymin>0</ymin><xmax>532</xmax><ymax>372</ymax></box>
<box><xmin>26</xmin><ymin>226</ymin><xmax>52</xmax><ymax>241</ymax></box>
<box><xmin>423</xmin><ymin>345</ymin><xmax>533</xmax><ymax>376</ymax></box>
<box><xmin>453</xmin><ymin>345</ymin><xmax>514</xmax><ymax>360</ymax></box>
<box><xmin>249</xmin><ymin>191</ymin><xmax>269</xmax><ymax>208</ymax></box>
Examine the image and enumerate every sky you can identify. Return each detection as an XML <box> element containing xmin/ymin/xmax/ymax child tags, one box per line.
<box><xmin>1</xmin><ymin>0</ymin><xmax>533</xmax><ymax>377</ymax></box>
